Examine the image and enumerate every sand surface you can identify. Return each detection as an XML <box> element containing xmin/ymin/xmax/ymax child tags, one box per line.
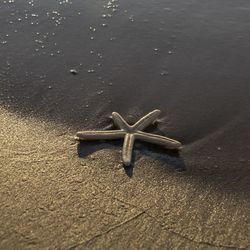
<box><xmin>0</xmin><ymin>0</ymin><xmax>250</xmax><ymax>249</ymax></box>
<box><xmin>0</xmin><ymin>107</ymin><xmax>249</xmax><ymax>249</ymax></box>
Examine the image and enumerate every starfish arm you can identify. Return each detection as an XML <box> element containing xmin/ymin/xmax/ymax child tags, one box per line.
<box><xmin>122</xmin><ymin>133</ymin><xmax>135</xmax><ymax>166</ymax></box>
<box><xmin>112</xmin><ymin>112</ymin><xmax>131</xmax><ymax>130</ymax></box>
<box><xmin>132</xmin><ymin>109</ymin><xmax>161</xmax><ymax>131</ymax></box>
<box><xmin>135</xmin><ymin>131</ymin><xmax>182</xmax><ymax>149</ymax></box>
<box><xmin>76</xmin><ymin>130</ymin><xmax>125</xmax><ymax>141</ymax></box>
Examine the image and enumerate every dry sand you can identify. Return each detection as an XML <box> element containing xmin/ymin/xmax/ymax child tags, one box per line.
<box><xmin>0</xmin><ymin>107</ymin><xmax>249</xmax><ymax>249</ymax></box>
<box><xmin>1</xmin><ymin>0</ymin><xmax>250</xmax><ymax>249</ymax></box>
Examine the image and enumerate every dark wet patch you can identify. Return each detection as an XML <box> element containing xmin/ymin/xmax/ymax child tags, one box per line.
<box><xmin>1</xmin><ymin>0</ymin><xmax>250</xmax><ymax>197</ymax></box>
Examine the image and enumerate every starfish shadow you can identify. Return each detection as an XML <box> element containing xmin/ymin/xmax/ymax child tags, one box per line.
<box><xmin>123</xmin><ymin>163</ymin><xmax>134</xmax><ymax>177</ymax></box>
<box><xmin>77</xmin><ymin>140</ymin><xmax>120</xmax><ymax>158</ymax></box>
<box><xmin>136</xmin><ymin>124</ymin><xmax>186</xmax><ymax>172</ymax></box>
<box><xmin>77</xmin><ymin>139</ymin><xmax>186</xmax><ymax>177</ymax></box>
<box><xmin>77</xmin><ymin>140</ymin><xmax>136</xmax><ymax>177</ymax></box>
<box><xmin>137</xmin><ymin>142</ymin><xmax>186</xmax><ymax>172</ymax></box>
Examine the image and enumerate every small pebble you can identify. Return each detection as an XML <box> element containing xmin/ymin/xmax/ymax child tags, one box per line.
<box><xmin>160</xmin><ymin>70</ymin><xmax>168</xmax><ymax>76</ymax></box>
<box><xmin>70</xmin><ymin>69</ymin><xmax>78</xmax><ymax>75</ymax></box>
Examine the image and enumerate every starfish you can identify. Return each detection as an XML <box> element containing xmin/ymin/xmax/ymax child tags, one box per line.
<box><xmin>76</xmin><ymin>109</ymin><xmax>182</xmax><ymax>166</ymax></box>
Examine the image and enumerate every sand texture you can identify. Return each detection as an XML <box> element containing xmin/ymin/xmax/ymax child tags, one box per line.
<box><xmin>1</xmin><ymin>0</ymin><xmax>250</xmax><ymax>249</ymax></box>
<box><xmin>0</xmin><ymin>108</ymin><xmax>249</xmax><ymax>249</ymax></box>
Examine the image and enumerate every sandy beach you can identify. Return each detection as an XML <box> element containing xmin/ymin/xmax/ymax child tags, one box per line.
<box><xmin>1</xmin><ymin>0</ymin><xmax>250</xmax><ymax>249</ymax></box>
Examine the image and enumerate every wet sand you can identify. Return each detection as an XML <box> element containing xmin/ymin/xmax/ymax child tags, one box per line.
<box><xmin>1</xmin><ymin>0</ymin><xmax>250</xmax><ymax>249</ymax></box>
